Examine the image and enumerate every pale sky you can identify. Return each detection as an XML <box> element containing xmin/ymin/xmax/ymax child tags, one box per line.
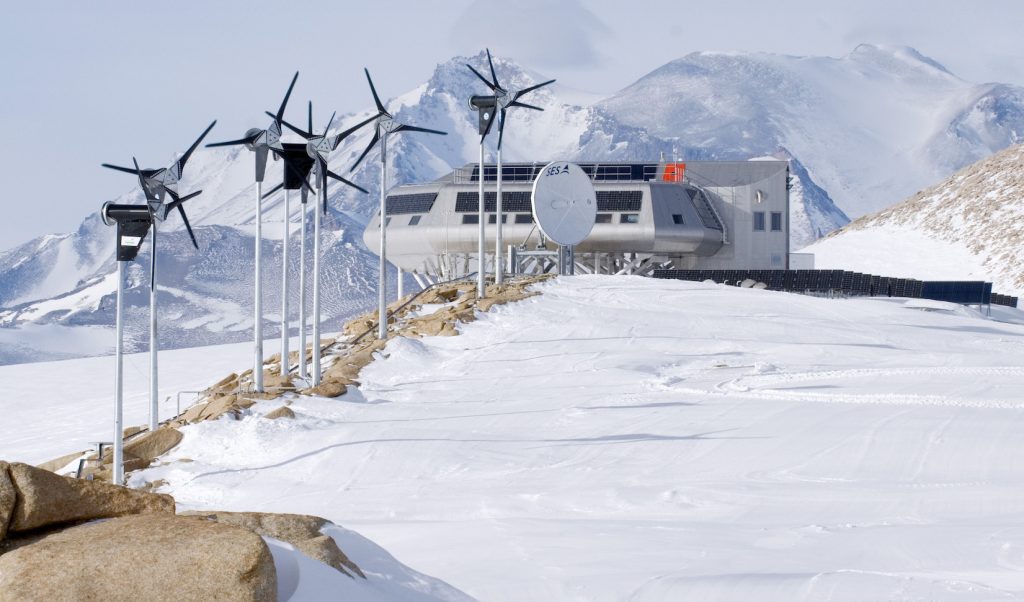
<box><xmin>1</xmin><ymin>0</ymin><xmax>1021</xmax><ymax>248</ymax></box>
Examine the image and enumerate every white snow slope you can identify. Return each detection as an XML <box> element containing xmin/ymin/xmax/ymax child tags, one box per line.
<box><xmin>807</xmin><ymin>143</ymin><xmax>1024</xmax><ymax>299</ymax></box>
<box><xmin>4</xmin><ymin>275</ymin><xmax>1024</xmax><ymax>600</ymax></box>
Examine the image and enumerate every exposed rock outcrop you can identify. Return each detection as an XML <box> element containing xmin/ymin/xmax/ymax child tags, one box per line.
<box><xmin>0</xmin><ymin>514</ymin><xmax>276</xmax><ymax>602</ymax></box>
<box><xmin>4</xmin><ymin>462</ymin><xmax>174</xmax><ymax>532</ymax></box>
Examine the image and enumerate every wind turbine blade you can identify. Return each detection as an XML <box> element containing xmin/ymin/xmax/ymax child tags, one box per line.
<box><xmin>516</xmin><ymin>79</ymin><xmax>556</xmax><ymax>96</ymax></box>
<box><xmin>176</xmin><ymin>204</ymin><xmax>199</xmax><ymax>249</ymax></box>
<box><xmin>167</xmin><ymin>189</ymin><xmax>203</xmax><ymax>209</ymax></box>
<box><xmin>308</xmin><ymin>101</ymin><xmax>313</xmax><ymax>135</ymax></box>
<box><xmin>364</xmin><ymin>68</ymin><xmax>388</xmax><ymax>116</ymax></box>
<box><xmin>205</xmin><ymin>133</ymin><xmax>259</xmax><ymax>148</ymax></box>
<box><xmin>101</xmin><ymin>163</ymin><xmax>140</xmax><ymax>175</ymax></box>
<box><xmin>326</xmin><ymin>168</ymin><xmax>369</xmax><ymax>194</ymax></box>
<box><xmin>277</xmin><ymin>71</ymin><xmax>299</xmax><ymax>121</ymax></box>
<box><xmin>278</xmin><ymin>116</ymin><xmax>312</xmax><ymax>138</ymax></box>
<box><xmin>349</xmin><ymin>129</ymin><xmax>380</xmax><ymax>172</ymax></box>
<box><xmin>466</xmin><ymin>64</ymin><xmax>497</xmax><ymax>90</ymax></box>
<box><xmin>497</xmin><ymin>108</ymin><xmax>506</xmax><ymax>150</ymax></box>
<box><xmin>262</xmin><ymin>182</ymin><xmax>284</xmax><ymax>199</ymax></box>
<box><xmin>323</xmin><ymin>111</ymin><xmax>336</xmax><ymax>135</ymax></box>
<box><xmin>176</xmin><ymin>120</ymin><xmax>217</xmax><ymax>175</ymax></box>
<box><xmin>393</xmin><ymin>124</ymin><xmax>448</xmax><ymax>136</ymax></box>
<box><xmin>509</xmin><ymin>100</ymin><xmax>544</xmax><ymax>111</ymax></box>
<box><xmin>481</xmin><ymin>110</ymin><xmax>496</xmax><ymax>142</ymax></box>
<box><xmin>132</xmin><ymin>157</ymin><xmax>149</xmax><ymax>197</ymax></box>
<box><xmin>486</xmin><ymin>48</ymin><xmax>499</xmax><ymax>88</ymax></box>
<box><xmin>330</xmin><ymin>114</ymin><xmax>377</xmax><ymax>150</ymax></box>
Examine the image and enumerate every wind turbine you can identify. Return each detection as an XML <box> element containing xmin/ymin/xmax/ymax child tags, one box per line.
<box><xmin>278</xmin><ymin>103</ymin><xmax>371</xmax><ymax>384</ymax></box>
<box><xmin>205</xmin><ymin>72</ymin><xmax>298</xmax><ymax>393</ymax></box>
<box><xmin>350</xmin><ymin>68</ymin><xmax>447</xmax><ymax>341</ymax></box>
<box><xmin>100</xmin><ymin>160</ymin><xmax>201</xmax><ymax>485</ymax></box>
<box><xmin>467</xmin><ymin>49</ymin><xmax>554</xmax><ymax>291</ymax></box>
<box><xmin>101</xmin><ymin>122</ymin><xmax>214</xmax><ymax>431</ymax></box>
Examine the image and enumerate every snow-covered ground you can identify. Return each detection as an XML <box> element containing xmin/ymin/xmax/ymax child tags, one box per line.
<box><xmin>3</xmin><ymin>275</ymin><xmax>1024</xmax><ymax>600</ymax></box>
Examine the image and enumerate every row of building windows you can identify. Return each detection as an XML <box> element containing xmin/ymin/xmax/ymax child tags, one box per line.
<box><xmin>753</xmin><ymin>211</ymin><xmax>783</xmax><ymax>232</ymax></box>
<box><xmin>396</xmin><ymin>213</ymin><xmax>690</xmax><ymax>226</ymax></box>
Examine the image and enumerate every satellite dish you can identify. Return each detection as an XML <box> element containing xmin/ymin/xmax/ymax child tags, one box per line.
<box><xmin>531</xmin><ymin>161</ymin><xmax>596</xmax><ymax>246</ymax></box>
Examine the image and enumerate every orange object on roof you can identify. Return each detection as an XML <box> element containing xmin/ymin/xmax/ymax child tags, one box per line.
<box><xmin>663</xmin><ymin>162</ymin><xmax>686</xmax><ymax>182</ymax></box>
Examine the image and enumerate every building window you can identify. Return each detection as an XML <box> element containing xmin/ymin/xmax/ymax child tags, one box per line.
<box><xmin>620</xmin><ymin>214</ymin><xmax>639</xmax><ymax>224</ymax></box>
<box><xmin>770</xmin><ymin>212</ymin><xmax>782</xmax><ymax>231</ymax></box>
<box><xmin>514</xmin><ymin>214</ymin><xmax>533</xmax><ymax>224</ymax></box>
<box><xmin>672</xmin><ymin>214</ymin><xmax>684</xmax><ymax>225</ymax></box>
<box><xmin>487</xmin><ymin>214</ymin><xmax>508</xmax><ymax>224</ymax></box>
<box><xmin>595</xmin><ymin>213</ymin><xmax>612</xmax><ymax>224</ymax></box>
<box><xmin>462</xmin><ymin>214</ymin><xmax>479</xmax><ymax>225</ymax></box>
<box><xmin>753</xmin><ymin>211</ymin><xmax>765</xmax><ymax>231</ymax></box>
<box><xmin>408</xmin><ymin>215</ymin><xmax>421</xmax><ymax>226</ymax></box>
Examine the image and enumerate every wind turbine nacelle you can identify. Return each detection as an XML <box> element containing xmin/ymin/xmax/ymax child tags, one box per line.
<box><xmin>244</xmin><ymin>128</ymin><xmax>263</xmax><ymax>151</ymax></box>
<box><xmin>470</xmin><ymin>95</ymin><xmax>498</xmax><ymax>135</ymax></box>
<box><xmin>101</xmin><ymin>202</ymin><xmax>154</xmax><ymax>261</ymax></box>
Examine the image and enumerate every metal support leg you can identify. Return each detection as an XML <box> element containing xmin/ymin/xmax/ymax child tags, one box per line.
<box><xmin>148</xmin><ymin>223</ymin><xmax>158</xmax><ymax>432</ymax></box>
<box><xmin>281</xmin><ymin>190</ymin><xmax>290</xmax><ymax>376</ymax></box>
<box><xmin>495</xmin><ymin>143</ymin><xmax>503</xmax><ymax>286</ymax></box>
<box><xmin>477</xmin><ymin>143</ymin><xmax>486</xmax><ymax>299</ymax></box>
<box><xmin>312</xmin><ymin>175</ymin><xmax>323</xmax><ymax>386</ymax></box>
<box><xmin>299</xmin><ymin>200</ymin><xmax>308</xmax><ymax>380</ymax></box>
<box><xmin>378</xmin><ymin>133</ymin><xmax>390</xmax><ymax>341</ymax></box>
<box><xmin>254</xmin><ymin>181</ymin><xmax>264</xmax><ymax>392</ymax></box>
<box><xmin>113</xmin><ymin>261</ymin><xmax>125</xmax><ymax>486</ymax></box>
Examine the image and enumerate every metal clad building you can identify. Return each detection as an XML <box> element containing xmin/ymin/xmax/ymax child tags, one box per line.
<box><xmin>363</xmin><ymin>160</ymin><xmax>790</xmax><ymax>279</ymax></box>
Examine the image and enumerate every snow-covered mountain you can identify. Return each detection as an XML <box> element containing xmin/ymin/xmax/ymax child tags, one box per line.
<box><xmin>600</xmin><ymin>44</ymin><xmax>1024</xmax><ymax>219</ymax></box>
<box><xmin>806</xmin><ymin>143</ymin><xmax>1024</xmax><ymax>300</ymax></box>
<box><xmin>2</xmin><ymin>46</ymin><xmax>1022</xmax><ymax>364</ymax></box>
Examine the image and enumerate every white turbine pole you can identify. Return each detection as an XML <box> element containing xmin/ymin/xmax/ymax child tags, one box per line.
<box><xmin>281</xmin><ymin>189</ymin><xmax>290</xmax><ymax>377</ymax></box>
<box><xmin>477</xmin><ymin>142</ymin><xmax>486</xmax><ymax>298</ymax></box>
<box><xmin>397</xmin><ymin>268</ymin><xmax>404</xmax><ymax>300</ymax></box>
<box><xmin>495</xmin><ymin>114</ymin><xmax>504</xmax><ymax>286</ymax></box>
<box><xmin>254</xmin><ymin>181</ymin><xmax>264</xmax><ymax>392</ymax></box>
<box><xmin>378</xmin><ymin>132</ymin><xmax>389</xmax><ymax>341</ymax></box>
<box><xmin>312</xmin><ymin>171</ymin><xmax>323</xmax><ymax>385</ymax></box>
<box><xmin>113</xmin><ymin>260</ymin><xmax>125</xmax><ymax>486</ymax></box>
<box><xmin>148</xmin><ymin>222</ymin><xmax>158</xmax><ymax>432</ymax></box>
<box><xmin>298</xmin><ymin>195</ymin><xmax>308</xmax><ymax>380</ymax></box>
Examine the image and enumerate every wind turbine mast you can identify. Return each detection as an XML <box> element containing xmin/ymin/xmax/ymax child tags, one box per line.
<box><xmin>467</xmin><ymin>49</ymin><xmax>555</xmax><ymax>290</ymax></box>
<box><xmin>350</xmin><ymin>68</ymin><xmax>447</xmax><ymax>342</ymax></box>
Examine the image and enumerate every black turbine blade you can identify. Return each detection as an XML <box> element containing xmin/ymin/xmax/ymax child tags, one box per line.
<box><xmin>481</xmin><ymin>109</ymin><xmax>496</xmax><ymax>142</ymax></box>
<box><xmin>466</xmin><ymin>64</ymin><xmax>497</xmax><ymax>90</ymax></box>
<box><xmin>509</xmin><ymin>100</ymin><xmax>544</xmax><ymax>111</ymax></box>
<box><xmin>364</xmin><ymin>68</ymin><xmax>388</xmax><ymax>116</ymax></box>
<box><xmin>393</xmin><ymin>124</ymin><xmax>448</xmax><ymax>136</ymax></box>
<box><xmin>167</xmin><ymin>189</ymin><xmax>202</xmax><ymax>210</ymax></box>
<box><xmin>176</xmin><ymin>204</ymin><xmax>199</xmax><ymax>249</ymax></box>
<box><xmin>101</xmin><ymin>163</ymin><xmax>141</xmax><ymax>175</ymax></box>
<box><xmin>330</xmin><ymin>113</ymin><xmax>377</xmax><ymax>150</ymax></box>
<box><xmin>277</xmin><ymin>71</ymin><xmax>299</xmax><ymax>121</ymax></box>
<box><xmin>308</xmin><ymin>101</ymin><xmax>313</xmax><ymax>135</ymax></box>
<box><xmin>323</xmin><ymin>111</ymin><xmax>336</xmax><ymax>135</ymax></box>
<box><xmin>277</xmin><ymin>115</ymin><xmax>312</xmax><ymax>139</ymax></box>
<box><xmin>349</xmin><ymin>129</ymin><xmax>380</xmax><ymax>172</ymax></box>
<box><xmin>326</xmin><ymin>167</ymin><xmax>368</xmax><ymax>194</ymax></box>
<box><xmin>262</xmin><ymin>182</ymin><xmax>284</xmax><ymax>199</ymax></box>
<box><xmin>497</xmin><ymin>108</ymin><xmax>506</xmax><ymax>150</ymax></box>
<box><xmin>132</xmin><ymin>157</ymin><xmax>149</xmax><ymax>196</ymax></box>
<box><xmin>177</xmin><ymin>120</ymin><xmax>217</xmax><ymax>175</ymax></box>
<box><xmin>515</xmin><ymin>79</ymin><xmax>556</xmax><ymax>97</ymax></box>
<box><xmin>486</xmin><ymin>48</ymin><xmax>500</xmax><ymax>89</ymax></box>
<box><xmin>206</xmin><ymin>132</ymin><xmax>260</xmax><ymax>148</ymax></box>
